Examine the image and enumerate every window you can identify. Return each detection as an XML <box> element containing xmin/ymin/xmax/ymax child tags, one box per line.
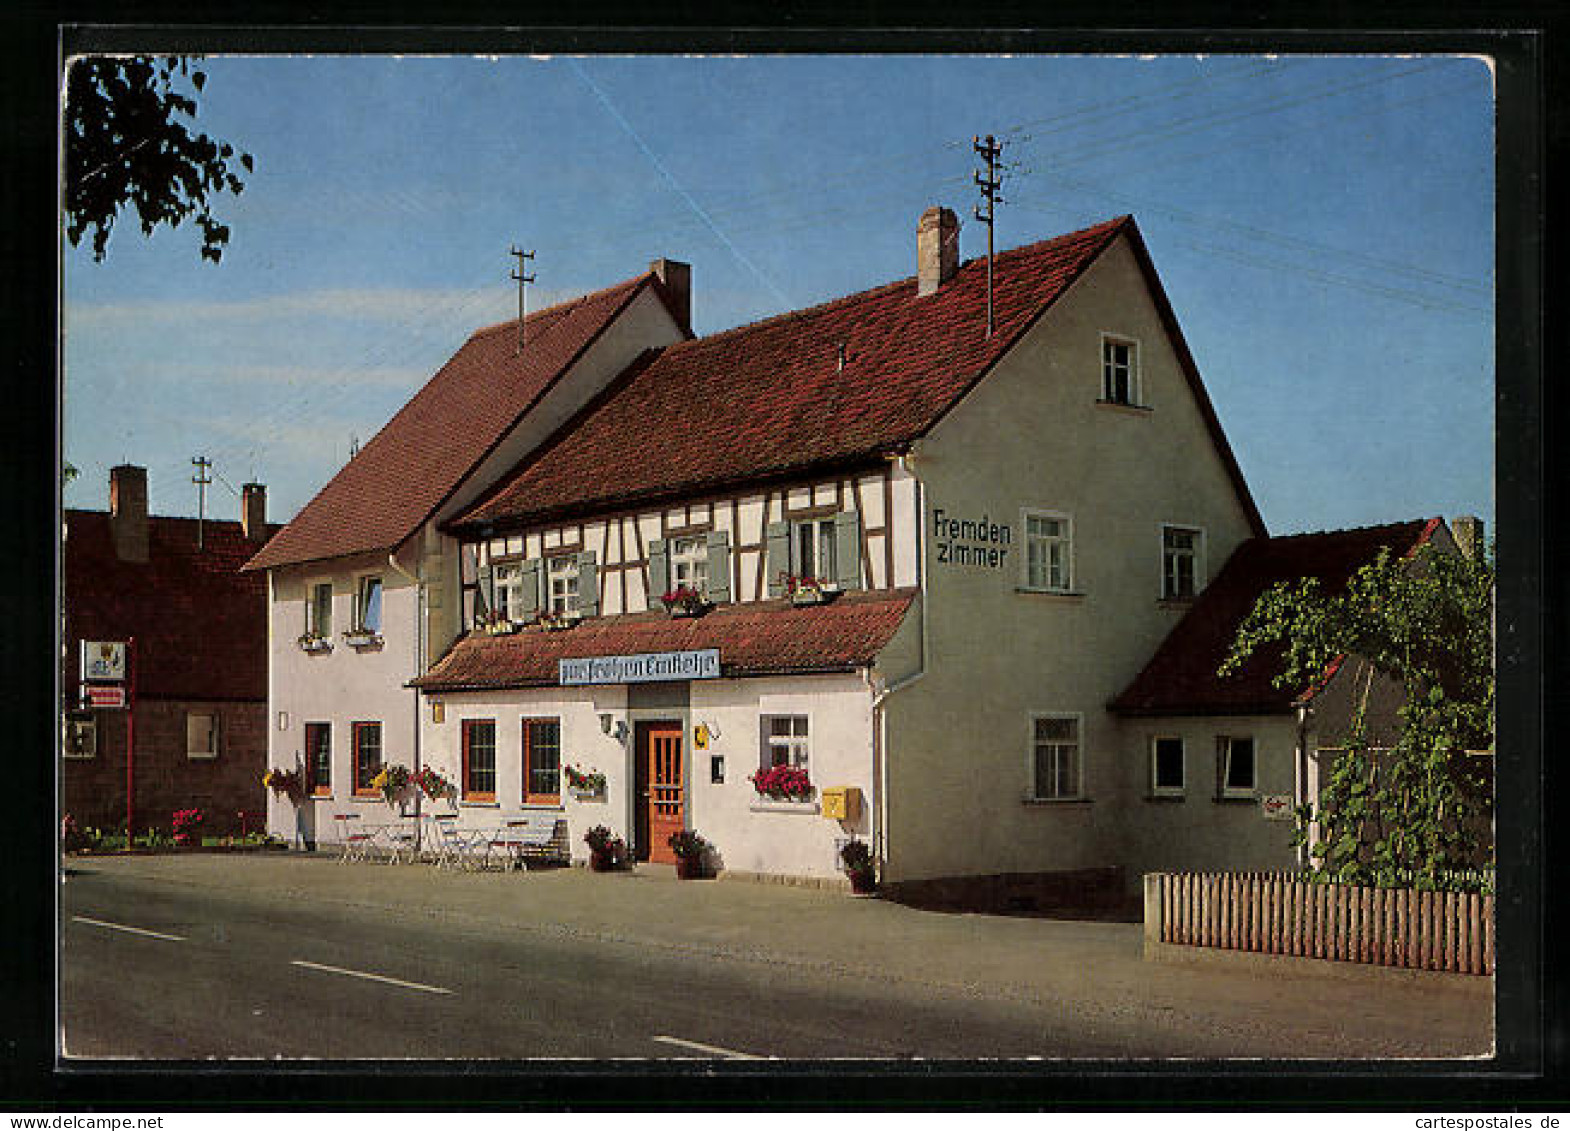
<box><xmin>352</xmin><ymin>722</ymin><xmax>382</xmax><ymax>796</ymax></box>
<box><xmin>762</xmin><ymin>715</ymin><xmax>810</xmax><ymax>771</ymax></box>
<box><xmin>710</xmin><ymin>754</ymin><xmax>725</xmax><ymax>784</ymax></box>
<box><xmin>1218</xmin><ymin>736</ymin><xmax>1256</xmax><ymax>798</ymax></box>
<box><xmin>1162</xmin><ymin>525</ymin><xmax>1203</xmax><ymax>600</ymax></box>
<box><xmin>463</xmin><ymin>719</ymin><xmax>497</xmax><ymax>801</ymax></box>
<box><xmin>492</xmin><ymin>561</ymin><xmax>523</xmax><ymax>620</ymax></box>
<box><xmin>1102</xmin><ymin>336</ymin><xmax>1139</xmax><ymax>405</ymax></box>
<box><xmin>62</xmin><ymin>712</ymin><xmax>96</xmax><ymax>759</ymax></box>
<box><xmin>792</xmin><ymin>518</ymin><xmax>837</xmax><ymax>583</ymax></box>
<box><xmin>670</xmin><ymin>535</ymin><xmax>709</xmax><ymax>594</ymax></box>
<box><xmin>1151</xmin><ymin>736</ymin><xmax>1185</xmax><ymax>797</ymax></box>
<box><xmin>1023</xmin><ymin>510</ymin><xmax>1073</xmax><ymax>592</ymax></box>
<box><xmin>546</xmin><ymin>556</ymin><xmax>579</xmax><ymax>616</ymax></box>
<box><xmin>305</xmin><ymin>722</ymin><xmax>331</xmax><ymax>795</ymax></box>
<box><xmin>187</xmin><ymin>712</ymin><xmax>219</xmax><ymax>760</ymax></box>
<box><xmin>354</xmin><ymin>576</ymin><xmax>383</xmax><ymax>633</ymax></box>
<box><xmin>523</xmin><ymin>718</ymin><xmax>561</xmax><ymax>803</ymax></box>
<box><xmin>1030</xmin><ymin>714</ymin><xmax>1081</xmax><ymax>800</ymax></box>
<box><xmin>307</xmin><ymin>582</ymin><xmax>333</xmax><ymax>636</ymax></box>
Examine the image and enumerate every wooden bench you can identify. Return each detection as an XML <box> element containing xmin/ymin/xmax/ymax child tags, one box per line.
<box><xmin>502</xmin><ymin>813</ymin><xmax>566</xmax><ymax>867</ymax></box>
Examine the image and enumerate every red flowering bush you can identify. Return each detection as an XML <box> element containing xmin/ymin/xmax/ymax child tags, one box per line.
<box><xmin>749</xmin><ymin>764</ymin><xmax>814</xmax><ymax>800</ymax></box>
<box><xmin>171</xmin><ymin>808</ymin><xmax>205</xmax><ymax>846</ymax></box>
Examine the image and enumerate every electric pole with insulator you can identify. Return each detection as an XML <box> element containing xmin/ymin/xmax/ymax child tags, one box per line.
<box><xmin>191</xmin><ymin>455</ymin><xmax>211</xmax><ymax>550</ymax></box>
<box><xmin>509</xmin><ymin>246</ymin><xmax>536</xmax><ymax>356</ymax></box>
<box><xmin>973</xmin><ymin>134</ymin><xmax>1004</xmax><ymax>338</ymax></box>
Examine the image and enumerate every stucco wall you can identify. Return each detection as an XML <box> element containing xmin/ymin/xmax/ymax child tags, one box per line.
<box><xmin>883</xmin><ymin>232</ymin><xmax>1259</xmax><ymax>882</ymax></box>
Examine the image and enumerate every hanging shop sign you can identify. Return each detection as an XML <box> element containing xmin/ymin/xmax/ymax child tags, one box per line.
<box><xmin>1260</xmin><ymin>794</ymin><xmax>1294</xmax><ymax>821</ymax></box>
<box><xmin>85</xmin><ymin>685</ymin><xmax>126</xmax><ymax>709</ymax></box>
<box><xmin>559</xmin><ymin>649</ymin><xmax>721</xmax><ymax>686</ymax></box>
<box><xmin>81</xmin><ymin>640</ymin><xmax>127</xmax><ymax>681</ymax></box>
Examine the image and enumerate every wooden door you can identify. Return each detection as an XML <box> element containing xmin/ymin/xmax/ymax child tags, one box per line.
<box><xmin>636</xmin><ymin>721</ymin><xmax>684</xmax><ymax>863</ymax></box>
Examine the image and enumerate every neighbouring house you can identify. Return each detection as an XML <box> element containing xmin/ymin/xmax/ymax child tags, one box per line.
<box><xmin>246</xmin><ymin>207</ymin><xmax>1481</xmax><ymax>893</ymax></box>
<box><xmin>62</xmin><ymin>465</ymin><xmax>278</xmax><ymax>838</ymax></box>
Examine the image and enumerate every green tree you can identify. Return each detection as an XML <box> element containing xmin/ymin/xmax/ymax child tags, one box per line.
<box><xmin>64</xmin><ymin>56</ymin><xmax>253</xmax><ymax>263</ymax></box>
<box><xmin>1221</xmin><ymin>541</ymin><xmax>1494</xmax><ymax>890</ymax></box>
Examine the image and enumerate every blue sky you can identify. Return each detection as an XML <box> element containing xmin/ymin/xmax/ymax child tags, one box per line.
<box><xmin>62</xmin><ymin>53</ymin><xmax>1495</xmax><ymax>536</ymax></box>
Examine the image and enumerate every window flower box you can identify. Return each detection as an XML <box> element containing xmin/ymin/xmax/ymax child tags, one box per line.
<box><xmin>783</xmin><ymin>574</ymin><xmax>839</xmax><ymax>606</ymax></box>
<box><xmin>342</xmin><ymin>628</ymin><xmax>383</xmax><ymax>648</ymax></box>
<box><xmin>660</xmin><ymin>585</ymin><xmax>711</xmax><ymax>618</ymax></box>
<box><xmin>297</xmin><ymin>632</ymin><xmax>332</xmax><ymax>654</ymax></box>
<box><xmin>535</xmin><ymin>609</ymin><xmax>580</xmax><ymax>632</ymax></box>
<box><xmin>749</xmin><ymin>764</ymin><xmax>815</xmax><ymax>802</ymax></box>
<box><xmin>564</xmin><ymin>764</ymin><xmax>607</xmax><ymax>800</ymax></box>
<box><xmin>475</xmin><ymin>612</ymin><xmax>518</xmax><ymax>636</ymax></box>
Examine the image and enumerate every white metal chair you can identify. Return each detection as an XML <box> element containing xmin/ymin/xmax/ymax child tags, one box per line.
<box><xmin>428</xmin><ymin>814</ymin><xmax>479</xmax><ymax>871</ymax></box>
<box><xmin>384</xmin><ymin>816</ymin><xmax>420</xmax><ymax>865</ymax></box>
<box><xmin>332</xmin><ymin>812</ymin><xmax>375</xmax><ymax>864</ymax></box>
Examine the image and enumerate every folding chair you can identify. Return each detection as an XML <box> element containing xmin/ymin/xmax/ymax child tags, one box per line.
<box><xmin>332</xmin><ymin>812</ymin><xmax>375</xmax><ymax>864</ymax></box>
<box><xmin>428</xmin><ymin>814</ymin><xmax>478</xmax><ymax>871</ymax></box>
<box><xmin>384</xmin><ymin>816</ymin><xmax>419</xmax><ymax>865</ymax></box>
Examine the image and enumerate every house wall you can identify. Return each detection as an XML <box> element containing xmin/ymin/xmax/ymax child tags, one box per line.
<box><xmin>265</xmin><ymin>552</ymin><xmax>420</xmax><ymax>844</ymax></box>
<box><xmin>414</xmin><ymin>672</ymin><xmax>873</xmax><ymax>880</ymax></box>
<box><xmin>882</xmin><ymin>232</ymin><xmax>1259</xmax><ymax>883</ymax></box>
<box><xmin>1115</xmin><ymin>714</ymin><xmax>1299</xmax><ymax>879</ymax></box>
<box><xmin>63</xmin><ymin>697</ymin><xmax>267</xmax><ymax>837</ymax></box>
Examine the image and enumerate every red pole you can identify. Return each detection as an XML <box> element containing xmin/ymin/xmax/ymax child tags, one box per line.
<box><xmin>125</xmin><ymin>638</ymin><xmax>135</xmax><ymax>851</ymax></box>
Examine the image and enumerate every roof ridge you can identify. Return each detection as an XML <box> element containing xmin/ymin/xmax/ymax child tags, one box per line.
<box><xmin>1262</xmin><ymin>517</ymin><xmax>1435</xmax><ymax>543</ymax></box>
<box><xmin>675</xmin><ymin>215</ymin><xmax>1128</xmax><ymax>349</ymax></box>
<box><xmin>467</xmin><ymin>273</ymin><xmax>650</xmax><ymax>341</ymax></box>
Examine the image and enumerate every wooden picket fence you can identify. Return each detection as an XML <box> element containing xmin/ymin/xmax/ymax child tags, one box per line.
<box><xmin>1148</xmin><ymin>871</ymin><xmax>1494</xmax><ymax>976</ymax></box>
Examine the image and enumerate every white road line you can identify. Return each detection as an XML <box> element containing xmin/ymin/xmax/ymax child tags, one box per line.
<box><xmin>70</xmin><ymin>916</ymin><xmax>186</xmax><ymax>942</ymax></box>
<box><xmin>290</xmin><ymin>959</ymin><xmax>453</xmax><ymax>996</ymax></box>
<box><xmin>651</xmin><ymin>1034</ymin><xmax>764</xmax><ymax>1060</ymax></box>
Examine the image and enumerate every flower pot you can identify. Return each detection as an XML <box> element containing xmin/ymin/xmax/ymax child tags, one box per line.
<box><xmin>590</xmin><ymin>850</ymin><xmax>616</xmax><ymax>872</ymax></box>
<box><xmin>675</xmin><ymin>857</ymin><xmax>703</xmax><ymax>880</ymax></box>
<box><xmin>790</xmin><ymin>589</ymin><xmax>825</xmax><ymax>606</ymax></box>
<box><xmin>848</xmin><ymin>868</ymin><xmax>876</xmax><ymax>895</ymax></box>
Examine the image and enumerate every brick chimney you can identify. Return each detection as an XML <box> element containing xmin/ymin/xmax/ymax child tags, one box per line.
<box><xmin>1451</xmin><ymin>515</ymin><xmax>1485</xmax><ymax>560</ymax></box>
<box><xmin>242</xmin><ymin>482</ymin><xmax>268</xmax><ymax>542</ymax></box>
<box><xmin>918</xmin><ymin>206</ymin><xmax>959</xmax><ymax>296</ymax></box>
<box><xmin>649</xmin><ymin>258</ymin><xmax>692</xmax><ymax>335</ymax></box>
<box><xmin>109</xmin><ymin>464</ymin><xmax>149</xmax><ymax>563</ymax></box>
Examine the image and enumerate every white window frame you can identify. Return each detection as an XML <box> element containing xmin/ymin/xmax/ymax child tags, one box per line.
<box><xmin>1021</xmin><ymin>508</ymin><xmax>1074</xmax><ymax>593</ymax></box>
<box><xmin>1100</xmin><ymin>333</ymin><xmax>1141</xmax><ymax>406</ymax></box>
<box><xmin>186</xmin><ymin>712</ymin><xmax>219</xmax><ymax>760</ymax></box>
<box><xmin>306</xmin><ymin>581</ymin><xmax>333</xmax><ymax>636</ymax></box>
<box><xmin>1150</xmin><ymin>735</ymin><xmax>1185</xmax><ymax>797</ymax></box>
<box><xmin>1027</xmin><ymin>711</ymin><xmax>1083</xmax><ymax>801</ymax></box>
<box><xmin>492</xmin><ymin>560</ymin><xmax>524</xmax><ymax>620</ymax></box>
<box><xmin>63</xmin><ymin>713</ymin><xmax>97</xmax><ymax>760</ymax></box>
<box><xmin>1217</xmin><ymin>735</ymin><xmax>1257</xmax><ymax>799</ymax></box>
<box><xmin>791</xmin><ymin>517</ymin><xmax>838</xmax><ymax>586</ymax></box>
<box><xmin>546</xmin><ymin>554</ymin><xmax>579</xmax><ymax>615</ymax></box>
<box><xmin>670</xmin><ymin>534</ymin><xmax>709</xmax><ymax>595</ymax></box>
<box><xmin>354</xmin><ymin>575</ymin><xmax>383</xmax><ymax>633</ymax></box>
<box><xmin>1160</xmin><ymin>523</ymin><xmax>1205</xmax><ymax>601</ymax></box>
<box><xmin>761</xmin><ymin>714</ymin><xmax>810</xmax><ymax>772</ymax></box>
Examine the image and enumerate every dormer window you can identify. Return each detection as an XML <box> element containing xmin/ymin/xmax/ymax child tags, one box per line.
<box><xmin>1101</xmin><ymin>335</ymin><xmax>1140</xmax><ymax>406</ymax></box>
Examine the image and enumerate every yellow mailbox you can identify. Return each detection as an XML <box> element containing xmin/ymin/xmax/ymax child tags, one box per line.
<box><xmin>820</xmin><ymin>785</ymin><xmax>860</xmax><ymax>823</ymax></box>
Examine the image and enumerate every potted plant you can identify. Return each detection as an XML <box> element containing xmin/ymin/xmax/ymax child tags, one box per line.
<box><xmin>475</xmin><ymin>610</ymin><xmax>517</xmax><ymax>636</ymax></box>
<box><xmin>534</xmin><ymin>609</ymin><xmax>579</xmax><ymax>632</ymax></box>
<box><xmin>372</xmin><ymin>763</ymin><xmax>412</xmax><ymax>806</ymax></box>
<box><xmin>749</xmin><ymin>764</ymin><xmax>815</xmax><ymax>802</ymax></box>
<box><xmin>412</xmin><ymin>765</ymin><xmax>456</xmax><ymax>804</ymax></box>
<box><xmin>171</xmin><ymin>807</ymin><xmax>205</xmax><ymax>847</ymax></box>
<box><xmin>782</xmin><ymin>574</ymin><xmax>837</xmax><ymax>606</ymax></box>
<box><xmin>667</xmin><ymin>829</ymin><xmax>710</xmax><ymax>879</ymax></box>
<box><xmin>262</xmin><ymin>767</ymin><xmax>305</xmax><ymax>803</ymax></box>
<box><xmin>660</xmin><ymin>584</ymin><xmax>710</xmax><ymax>618</ymax></box>
<box><xmin>840</xmin><ymin>838</ymin><xmax>876</xmax><ymax>894</ymax></box>
<box><xmin>342</xmin><ymin>624</ymin><xmax>382</xmax><ymax>647</ymax></box>
<box><xmin>583</xmin><ymin>824</ymin><xmax>626</xmax><ymax>872</ymax></box>
<box><xmin>564</xmin><ymin>764</ymin><xmax>607</xmax><ymax>799</ymax></box>
<box><xmin>296</xmin><ymin>630</ymin><xmax>332</xmax><ymax>653</ymax></box>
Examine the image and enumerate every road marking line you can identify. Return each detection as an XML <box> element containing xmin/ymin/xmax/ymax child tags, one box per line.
<box><xmin>651</xmin><ymin>1034</ymin><xmax>763</xmax><ymax>1060</ymax></box>
<box><xmin>290</xmin><ymin>959</ymin><xmax>453</xmax><ymax>995</ymax></box>
<box><xmin>70</xmin><ymin>916</ymin><xmax>186</xmax><ymax>942</ymax></box>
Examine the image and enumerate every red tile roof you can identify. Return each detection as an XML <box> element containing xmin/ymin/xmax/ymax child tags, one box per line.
<box><xmin>412</xmin><ymin>588</ymin><xmax>917</xmax><ymax>692</ymax></box>
<box><xmin>453</xmin><ymin>216</ymin><xmax>1263</xmax><ymax>534</ymax></box>
<box><xmin>65</xmin><ymin>511</ymin><xmax>280</xmax><ymax>700</ymax></box>
<box><xmin>1110</xmin><ymin>519</ymin><xmax>1441</xmax><ymax>716</ymax></box>
<box><xmin>245</xmin><ymin>274</ymin><xmax>659</xmax><ymax>571</ymax></box>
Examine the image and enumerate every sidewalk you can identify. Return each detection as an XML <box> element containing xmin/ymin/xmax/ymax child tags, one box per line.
<box><xmin>64</xmin><ymin>851</ymin><xmax>1494</xmax><ymax>1059</ymax></box>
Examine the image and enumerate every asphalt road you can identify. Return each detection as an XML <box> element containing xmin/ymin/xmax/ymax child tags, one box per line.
<box><xmin>57</xmin><ymin>856</ymin><xmax>1494</xmax><ymax>1061</ymax></box>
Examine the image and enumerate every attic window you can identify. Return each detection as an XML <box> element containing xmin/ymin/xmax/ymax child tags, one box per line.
<box><xmin>1101</xmin><ymin>335</ymin><xmax>1141</xmax><ymax>406</ymax></box>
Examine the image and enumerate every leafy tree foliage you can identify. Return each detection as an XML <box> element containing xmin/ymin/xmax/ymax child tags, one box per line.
<box><xmin>1221</xmin><ymin>542</ymin><xmax>1494</xmax><ymax>890</ymax></box>
<box><xmin>65</xmin><ymin>56</ymin><xmax>253</xmax><ymax>263</ymax></box>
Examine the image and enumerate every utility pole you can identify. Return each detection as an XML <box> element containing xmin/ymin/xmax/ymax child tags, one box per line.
<box><xmin>191</xmin><ymin>455</ymin><xmax>211</xmax><ymax>550</ymax></box>
<box><xmin>509</xmin><ymin>246</ymin><xmax>536</xmax><ymax>356</ymax></box>
<box><xmin>973</xmin><ymin>134</ymin><xmax>1004</xmax><ymax>338</ymax></box>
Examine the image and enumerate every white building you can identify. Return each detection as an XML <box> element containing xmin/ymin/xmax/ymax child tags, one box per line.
<box><xmin>248</xmin><ymin>209</ymin><xmax>1455</xmax><ymax>897</ymax></box>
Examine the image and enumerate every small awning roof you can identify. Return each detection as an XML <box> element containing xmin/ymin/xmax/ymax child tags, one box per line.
<box><xmin>412</xmin><ymin>588</ymin><xmax>918</xmax><ymax>693</ymax></box>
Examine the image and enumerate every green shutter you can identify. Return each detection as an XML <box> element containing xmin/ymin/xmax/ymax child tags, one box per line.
<box><xmin>833</xmin><ymin>509</ymin><xmax>862</xmax><ymax>591</ymax></box>
<box><xmin>647</xmin><ymin>538</ymin><xmax>669</xmax><ymax>604</ymax></box>
<box><xmin>576</xmin><ymin>551</ymin><xmax>599</xmax><ymax>617</ymax></box>
<box><xmin>517</xmin><ymin>558</ymin><xmax>541</xmax><ymax>618</ymax></box>
<box><xmin>705</xmin><ymin>530</ymin><xmax>731</xmax><ymax>603</ymax></box>
<box><xmin>766</xmin><ymin>521</ymin><xmax>791</xmax><ymax>596</ymax></box>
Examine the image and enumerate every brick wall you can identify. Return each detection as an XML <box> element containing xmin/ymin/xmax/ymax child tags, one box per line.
<box><xmin>62</xmin><ymin>698</ymin><xmax>268</xmax><ymax>837</ymax></box>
